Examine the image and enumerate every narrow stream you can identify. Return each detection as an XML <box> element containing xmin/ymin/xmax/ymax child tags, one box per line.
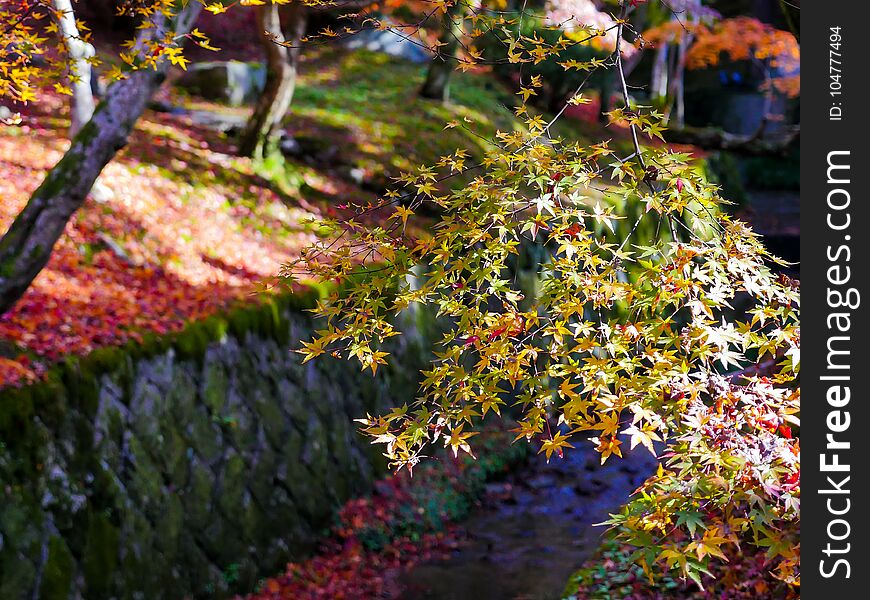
<box><xmin>397</xmin><ymin>441</ymin><xmax>658</xmax><ymax>600</ymax></box>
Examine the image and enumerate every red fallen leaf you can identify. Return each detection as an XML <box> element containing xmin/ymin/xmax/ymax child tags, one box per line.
<box><xmin>464</xmin><ymin>335</ymin><xmax>479</xmax><ymax>346</ymax></box>
<box><xmin>778</xmin><ymin>425</ymin><xmax>792</xmax><ymax>439</ymax></box>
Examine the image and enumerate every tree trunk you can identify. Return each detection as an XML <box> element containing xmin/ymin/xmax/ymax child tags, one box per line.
<box><xmin>650</xmin><ymin>44</ymin><xmax>669</xmax><ymax>106</ymax></box>
<box><xmin>420</xmin><ymin>3</ymin><xmax>466</xmax><ymax>102</ymax></box>
<box><xmin>663</xmin><ymin>24</ymin><xmax>690</xmax><ymax>128</ymax></box>
<box><xmin>0</xmin><ymin>3</ymin><xmax>200</xmax><ymax>315</ymax></box>
<box><xmin>670</xmin><ymin>37</ymin><xmax>687</xmax><ymax>128</ymax></box>
<box><xmin>665</xmin><ymin>0</ymin><xmax>700</xmax><ymax>128</ymax></box>
<box><xmin>597</xmin><ymin>72</ymin><xmax>614</xmax><ymax>124</ymax></box>
<box><xmin>52</xmin><ymin>0</ymin><xmax>96</xmax><ymax>136</ymax></box>
<box><xmin>239</xmin><ymin>2</ymin><xmax>306</xmax><ymax>159</ymax></box>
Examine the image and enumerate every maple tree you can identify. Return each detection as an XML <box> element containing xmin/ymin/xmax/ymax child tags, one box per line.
<box><xmin>288</xmin><ymin>0</ymin><xmax>800</xmax><ymax>590</ymax></box>
<box><xmin>0</xmin><ymin>0</ymin><xmax>519</xmax><ymax>386</ymax></box>
<box><xmin>684</xmin><ymin>14</ymin><xmax>800</xmax><ymax>98</ymax></box>
<box><xmin>481</xmin><ymin>0</ymin><xmax>640</xmax><ymax>117</ymax></box>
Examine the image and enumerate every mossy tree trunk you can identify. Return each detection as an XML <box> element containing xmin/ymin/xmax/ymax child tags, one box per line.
<box><xmin>239</xmin><ymin>2</ymin><xmax>306</xmax><ymax>160</ymax></box>
<box><xmin>0</xmin><ymin>4</ymin><xmax>200</xmax><ymax>315</ymax></box>
<box><xmin>420</xmin><ymin>2</ymin><xmax>467</xmax><ymax>103</ymax></box>
<box><xmin>52</xmin><ymin>0</ymin><xmax>96</xmax><ymax>136</ymax></box>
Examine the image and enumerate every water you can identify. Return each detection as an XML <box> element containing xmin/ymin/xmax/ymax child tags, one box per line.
<box><xmin>398</xmin><ymin>440</ymin><xmax>658</xmax><ymax>600</ymax></box>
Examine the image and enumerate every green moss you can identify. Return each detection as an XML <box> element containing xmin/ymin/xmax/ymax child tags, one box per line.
<box><xmin>186</xmin><ymin>407</ymin><xmax>223</xmax><ymax>464</ymax></box>
<box><xmin>173</xmin><ymin>321</ymin><xmax>207</xmax><ymax>362</ymax></box>
<box><xmin>0</xmin><ymin>501</ymin><xmax>42</xmax><ymax>555</ymax></box>
<box><xmin>251</xmin><ymin>394</ymin><xmax>286</xmax><ymax>449</ymax></box>
<box><xmin>0</xmin><ymin>256</ymin><xmax>17</xmax><ymax>279</ymax></box>
<box><xmin>201</xmin><ymin>363</ymin><xmax>228</xmax><ymax>413</ymax></box>
<box><xmin>182</xmin><ymin>466</ymin><xmax>215</xmax><ymax>532</ymax></box>
<box><xmin>0</xmin><ymin>552</ymin><xmax>37</xmax><ymax>598</ymax></box>
<box><xmin>0</xmin><ymin>281</ymin><xmax>435</xmax><ymax>598</ymax></box>
<box><xmin>202</xmin><ymin>315</ymin><xmax>229</xmax><ymax>342</ymax></box>
<box><xmin>0</xmin><ymin>385</ymin><xmax>34</xmax><ymax>434</ymax></box>
<box><xmin>217</xmin><ymin>452</ymin><xmax>247</xmax><ymax>520</ymax></box>
<box><xmin>289</xmin><ymin>49</ymin><xmax>527</xmax><ymax>185</ymax></box>
<box><xmin>38</xmin><ymin>536</ymin><xmax>75</xmax><ymax>600</ymax></box>
<box><xmin>85</xmin><ymin>346</ymin><xmax>128</xmax><ymax>375</ymax></box>
<box><xmin>227</xmin><ymin>305</ymin><xmax>259</xmax><ymax>341</ymax></box>
<box><xmin>115</xmin><ymin>507</ymin><xmax>158</xmax><ymax>597</ymax></box>
<box><xmin>83</xmin><ymin>511</ymin><xmax>119</xmax><ymax>597</ymax></box>
<box><xmin>154</xmin><ymin>495</ymin><xmax>185</xmax><ymax>562</ymax></box>
<box><xmin>126</xmin><ymin>435</ymin><xmax>163</xmax><ymax>509</ymax></box>
<box><xmin>704</xmin><ymin>151</ymin><xmax>748</xmax><ymax>208</ymax></box>
<box><xmin>125</xmin><ymin>330</ymin><xmax>170</xmax><ymax>361</ymax></box>
<box><xmin>31</xmin><ymin>371</ymin><xmax>65</xmax><ymax>413</ymax></box>
<box><xmin>264</xmin><ymin>298</ymin><xmax>284</xmax><ymax>340</ymax></box>
<box><xmin>57</xmin><ymin>356</ymin><xmax>101</xmax><ymax>418</ymax></box>
<box><xmin>155</xmin><ymin>420</ymin><xmax>187</xmax><ymax>482</ymax></box>
<box><xmin>0</xmin><ymin>290</ymin><xmax>317</xmax><ymax>427</ymax></box>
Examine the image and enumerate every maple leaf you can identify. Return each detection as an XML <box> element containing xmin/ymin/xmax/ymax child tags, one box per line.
<box><xmin>443</xmin><ymin>425</ymin><xmax>479</xmax><ymax>458</ymax></box>
<box><xmin>621</xmin><ymin>424</ymin><xmax>661</xmax><ymax>456</ymax></box>
<box><xmin>516</xmin><ymin>87</ymin><xmax>537</xmax><ymax>101</ymax></box>
<box><xmin>591</xmin><ymin>435</ymin><xmax>622</xmax><ymax>464</ymax></box>
<box><xmin>539</xmin><ymin>431</ymin><xmax>575</xmax><ymax>462</ymax></box>
<box><xmin>394</xmin><ymin>205</ymin><xmax>414</xmax><ymax>227</ymax></box>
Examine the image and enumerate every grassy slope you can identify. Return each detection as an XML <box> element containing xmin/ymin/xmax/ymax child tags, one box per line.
<box><xmin>289</xmin><ymin>51</ymin><xmax>522</xmax><ymax>181</ymax></box>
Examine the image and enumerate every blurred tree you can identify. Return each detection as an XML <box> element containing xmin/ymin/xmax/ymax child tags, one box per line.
<box><xmin>643</xmin><ymin>0</ymin><xmax>719</xmax><ymax>127</ymax></box>
<box><xmin>420</xmin><ymin>0</ymin><xmax>469</xmax><ymax>102</ymax></box>
<box><xmin>0</xmin><ymin>0</ymin><xmax>201</xmax><ymax>313</ymax></box>
<box><xmin>50</xmin><ymin>0</ymin><xmax>96</xmax><ymax>136</ymax></box>
<box><xmin>645</xmin><ymin>10</ymin><xmax>799</xmax><ymax>134</ymax></box>
<box><xmin>239</xmin><ymin>1</ymin><xmax>307</xmax><ymax>159</ymax></box>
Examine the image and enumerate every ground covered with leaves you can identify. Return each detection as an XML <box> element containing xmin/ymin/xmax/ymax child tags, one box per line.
<box><xmin>0</xmin><ymin>49</ymin><xmax>533</xmax><ymax>387</ymax></box>
<box><xmin>244</xmin><ymin>427</ymin><xmax>528</xmax><ymax>600</ymax></box>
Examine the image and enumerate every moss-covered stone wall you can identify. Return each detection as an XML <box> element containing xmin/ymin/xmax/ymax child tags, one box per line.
<box><xmin>0</xmin><ymin>291</ymin><xmax>426</xmax><ymax>598</ymax></box>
